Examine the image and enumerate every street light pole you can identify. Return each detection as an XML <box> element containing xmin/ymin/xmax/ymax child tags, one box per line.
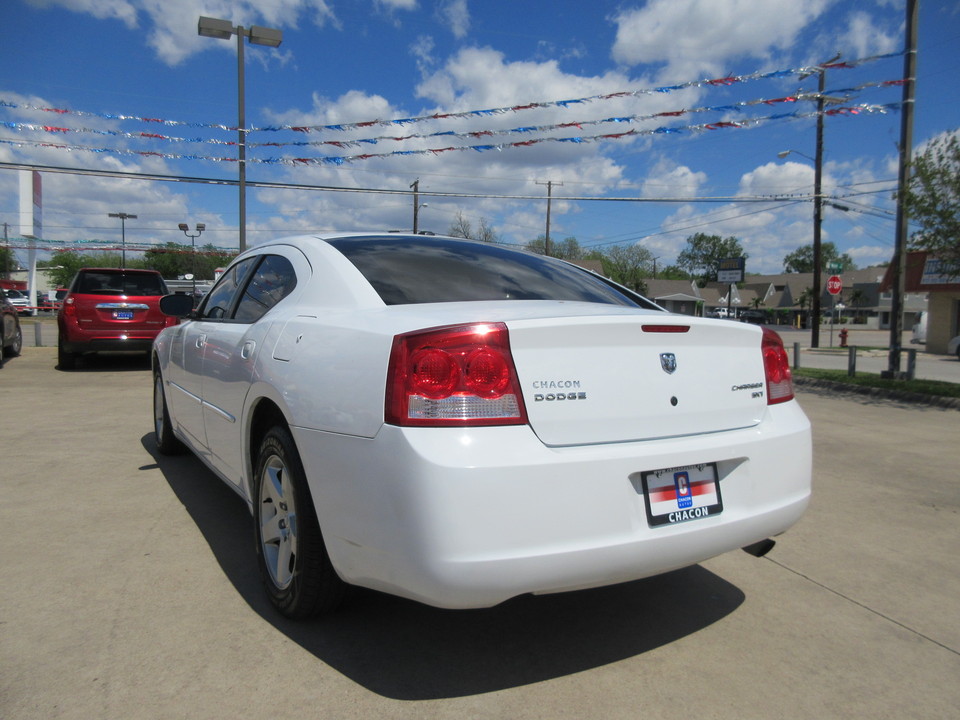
<box><xmin>108</xmin><ymin>212</ymin><xmax>137</xmax><ymax>269</ymax></box>
<box><xmin>198</xmin><ymin>16</ymin><xmax>282</xmax><ymax>253</ymax></box>
<box><xmin>179</xmin><ymin>223</ymin><xmax>206</xmax><ymax>298</ymax></box>
<box><xmin>410</xmin><ymin>179</ymin><xmax>419</xmax><ymax>233</ymax></box>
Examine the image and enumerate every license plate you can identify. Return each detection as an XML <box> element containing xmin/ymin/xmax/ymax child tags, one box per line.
<box><xmin>114</xmin><ymin>311</ymin><xmax>134</xmax><ymax>320</ymax></box>
<box><xmin>641</xmin><ymin>463</ymin><xmax>723</xmax><ymax>527</ymax></box>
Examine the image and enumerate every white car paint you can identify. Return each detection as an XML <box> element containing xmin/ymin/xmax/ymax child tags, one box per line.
<box><xmin>153</xmin><ymin>233</ymin><xmax>811</xmax><ymax>611</ymax></box>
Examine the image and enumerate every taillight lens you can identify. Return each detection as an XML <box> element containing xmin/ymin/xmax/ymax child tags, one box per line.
<box><xmin>386</xmin><ymin>323</ymin><xmax>528</xmax><ymax>427</ymax></box>
<box><xmin>761</xmin><ymin>327</ymin><xmax>794</xmax><ymax>404</ymax></box>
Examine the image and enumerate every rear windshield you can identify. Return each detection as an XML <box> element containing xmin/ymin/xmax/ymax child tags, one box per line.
<box><xmin>328</xmin><ymin>236</ymin><xmax>655</xmax><ymax>308</ymax></box>
<box><xmin>74</xmin><ymin>271</ymin><xmax>168</xmax><ymax>296</ymax></box>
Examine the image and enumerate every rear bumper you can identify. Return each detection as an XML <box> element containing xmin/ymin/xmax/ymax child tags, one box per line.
<box><xmin>59</xmin><ymin>325</ymin><xmax>160</xmax><ymax>354</ymax></box>
<box><xmin>293</xmin><ymin>399</ymin><xmax>812</xmax><ymax>609</ymax></box>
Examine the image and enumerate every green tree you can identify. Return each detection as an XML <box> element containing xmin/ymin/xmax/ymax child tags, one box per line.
<box><xmin>904</xmin><ymin>130</ymin><xmax>960</xmax><ymax>277</ymax></box>
<box><xmin>1</xmin><ymin>246</ymin><xmax>18</xmax><ymax>275</ymax></box>
<box><xmin>848</xmin><ymin>287</ymin><xmax>867</xmax><ymax>323</ymax></box>
<box><xmin>795</xmin><ymin>286</ymin><xmax>813</xmax><ymax>328</ymax></box>
<box><xmin>525</xmin><ymin>235</ymin><xmax>583</xmax><ymax>259</ymax></box>
<box><xmin>44</xmin><ymin>250</ymin><xmax>126</xmax><ymax>287</ymax></box>
<box><xmin>676</xmin><ymin>233</ymin><xmax>747</xmax><ymax>284</ymax></box>
<box><xmin>658</xmin><ymin>265</ymin><xmax>692</xmax><ymax>280</ymax></box>
<box><xmin>782</xmin><ymin>241</ymin><xmax>857</xmax><ymax>273</ymax></box>
<box><xmin>141</xmin><ymin>243</ymin><xmax>235</xmax><ymax>281</ymax></box>
<box><xmin>603</xmin><ymin>243</ymin><xmax>653</xmax><ymax>293</ymax></box>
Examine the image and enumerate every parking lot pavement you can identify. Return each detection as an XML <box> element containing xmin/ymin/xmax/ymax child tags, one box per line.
<box><xmin>2</xmin><ymin>348</ymin><xmax>958</xmax><ymax>719</ymax></box>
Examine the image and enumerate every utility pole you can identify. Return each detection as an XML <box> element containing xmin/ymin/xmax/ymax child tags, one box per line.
<box><xmin>886</xmin><ymin>0</ymin><xmax>918</xmax><ymax>378</ymax></box>
<box><xmin>536</xmin><ymin>180</ymin><xmax>562</xmax><ymax>256</ymax></box>
<box><xmin>806</xmin><ymin>53</ymin><xmax>840</xmax><ymax>347</ymax></box>
<box><xmin>410</xmin><ymin>179</ymin><xmax>420</xmax><ymax>234</ymax></box>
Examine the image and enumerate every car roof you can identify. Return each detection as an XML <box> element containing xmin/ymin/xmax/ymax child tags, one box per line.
<box><xmin>76</xmin><ymin>267</ymin><xmax>163</xmax><ymax>274</ymax></box>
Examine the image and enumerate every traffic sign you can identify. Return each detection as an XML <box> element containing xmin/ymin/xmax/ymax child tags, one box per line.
<box><xmin>827</xmin><ymin>275</ymin><xmax>843</xmax><ymax>295</ymax></box>
<box><xmin>827</xmin><ymin>261</ymin><xmax>844</xmax><ymax>274</ymax></box>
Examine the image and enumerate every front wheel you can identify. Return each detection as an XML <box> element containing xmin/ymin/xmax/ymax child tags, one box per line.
<box><xmin>253</xmin><ymin>426</ymin><xmax>348</xmax><ymax>619</ymax></box>
<box><xmin>153</xmin><ymin>370</ymin><xmax>186</xmax><ymax>455</ymax></box>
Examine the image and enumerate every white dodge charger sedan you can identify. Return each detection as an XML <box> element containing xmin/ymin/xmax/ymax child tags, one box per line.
<box><xmin>152</xmin><ymin>233</ymin><xmax>811</xmax><ymax>619</ymax></box>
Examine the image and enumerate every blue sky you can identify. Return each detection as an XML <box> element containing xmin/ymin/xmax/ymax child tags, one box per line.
<box><xmin>1</xmin><ymin>0</ymin><xmax>958</xmax><ymax>274</ymax></box>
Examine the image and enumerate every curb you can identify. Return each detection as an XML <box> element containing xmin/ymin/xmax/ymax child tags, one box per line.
<box><xmin>793</xmin><ymin>376</ymin><xmax>960</xmax><ymax>410</ymax></box>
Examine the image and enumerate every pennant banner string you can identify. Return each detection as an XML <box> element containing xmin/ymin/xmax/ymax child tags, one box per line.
<box><xmin>0</xmin><ymin>102</ymin><xmax>901</xmax><ymax>166</ymax></box>
<box><xmin>0</xmin><ymin>77</ymin><xmax>905</xmax><ymax>152</ymax></box>
<box><xmin>0</xmin><ymin>50</ymin><xmax>902</xmax><ymax>137</ymax></box>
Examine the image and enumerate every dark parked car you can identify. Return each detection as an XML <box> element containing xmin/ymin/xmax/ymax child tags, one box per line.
<box><xmin>739</xmin><ymin>310</ymin><xmax>768</xmax><ymax>325</ymax></box>
<box><xmin>1</xmin><ymin>293</ymin><xmax>23</xmax><ymax>367</ymax></box>
<box><xmin>57</xmin><ymin>268</ymin><xmax>176</xmax><ymax>369</ymax></box>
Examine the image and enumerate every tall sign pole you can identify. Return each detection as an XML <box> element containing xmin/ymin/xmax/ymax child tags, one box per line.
<box><xmin>19</xmin><ymin>170</ymin><xmax>41</xmax><ymax>316</ymax></box>
<box><xmin>886</xmin><ymin>0</ymin><xmax>918</xmax><ymax>378</ymax></box>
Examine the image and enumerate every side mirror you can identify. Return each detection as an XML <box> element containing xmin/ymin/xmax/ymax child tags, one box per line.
<box><xmin>159</xmin><ymin>293</ymin><xmax>196</xmax><ymax>318</ymax></box>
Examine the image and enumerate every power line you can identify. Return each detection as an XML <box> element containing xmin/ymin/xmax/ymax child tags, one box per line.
<box><xmin>0</xmin><ymin>161</ymin><xmax>813</xmax><ymax>205</ymax></box>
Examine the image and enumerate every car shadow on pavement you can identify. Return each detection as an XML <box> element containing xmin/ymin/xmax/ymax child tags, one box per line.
<box><xmin>57</xmin><ymin>352</ymin><xmax>152</xmax><ymax>372</ymax></box>
<box><xmin>142</xmin><ymin>434</ymin><xmax>745</xmax><ymax>700</ymax></box>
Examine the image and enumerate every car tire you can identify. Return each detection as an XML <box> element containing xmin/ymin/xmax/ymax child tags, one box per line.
<box><xmin>253</xmin><ymin>425</ymin><xmax>348</xmax><ymax>619</ymax></box>
<box><xmin>4</xmin><ymin>325</ymin><xmax>22</xmax><ymax>358</ymax></box>
<box><xmin>153</xmin><ymin>370</ymin><xmax>187</xmax><ymax>455</ymax></box>
<box><xmin>58</xmin><ymin>336</ymin><xmax>76</xmax><ymax>370</ymax></box>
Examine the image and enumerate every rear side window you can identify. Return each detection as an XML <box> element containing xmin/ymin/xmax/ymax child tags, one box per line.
<box><xmin>74</xmin><ymin>271</ymin><xmax>167</xmax><ymax>296</ymax></box>
<box><xmin>199</xmin><ymin>258</ymin><xmax>257</xmax><ymax>320</ymax></box>
<box><xmin>328</xmin><ymin>236</ymin><xmax>651</xmax><ymax>308</ymax></box>
<box><xmin>198</xmin><ymin>254</ymin><xmax>297</xmax><ymax>322</ymax></box>
<box><xmin>235</xmin><ymin>255</ymin><xmax>298</xmax><ymax>322</ymax></box>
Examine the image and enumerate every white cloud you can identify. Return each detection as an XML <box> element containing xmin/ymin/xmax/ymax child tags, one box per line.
<box><xmin>253</xmin><ymin>48</ymin><xmax>653</xmax><ymax>243</ymax></box>
<box><xmin>377</xmin><ymin>0</ymin><xmax>418</xmax><ymax>9</ymax></box>
<box><xmin>641</xmin><ymin>160</ymin><xmax>707</xmax><ymax>199</ymax></box>
<box><xmin>835</xmin><ymin>10</ymin><xmax>899</xmax><ymax>58</ymax></box>
<box><xmin>437</xmin><ymin>0</ymin><xmax>470</xmax><ymax>39</ymax></box>
<box><xmin>611</xmin><ymin>0</ymin><xmax>830</xmax><ymax>79</ymax></box>
<box><xmin>27</xmin><ymin>0</ymin><xmax>339</xmax><ymax>66</ymax></box>
<box><xmin>27</xmin><ymin>0</ymin><xmax>138</xmax><ymax>27</ymax></box>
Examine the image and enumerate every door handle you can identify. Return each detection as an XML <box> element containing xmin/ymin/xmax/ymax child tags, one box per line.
<box><xmin>195</xmin><ymin>334</ymin><xmax>206</xmax><ymax>349</ymax></box>
<box><xmin>241</xmin><ymin>341</ymin><xmax>256</xmax><ymax>360</ymax></box>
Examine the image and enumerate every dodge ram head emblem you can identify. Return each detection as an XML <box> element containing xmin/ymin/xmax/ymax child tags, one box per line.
<box><xmin>660</xmin><ymin>353</ymin><xmax>677</xmax><ymax>374</ymax></box>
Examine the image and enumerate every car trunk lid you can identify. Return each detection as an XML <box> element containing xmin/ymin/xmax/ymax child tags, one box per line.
<box><xmin>506</xmin><ymin>315</ymin><xmax>768</xmax><ymax>447</ymax></box>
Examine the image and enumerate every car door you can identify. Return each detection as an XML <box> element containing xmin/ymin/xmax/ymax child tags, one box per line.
<box><xmin>170</xmin><ymin>257</ymin><xmax>258</xmax><ymax>455</ymax></box>
<box><xmin>199</xmin><ymin>253</ymin><xmax>300</xmax><ymax>485</ymax></box>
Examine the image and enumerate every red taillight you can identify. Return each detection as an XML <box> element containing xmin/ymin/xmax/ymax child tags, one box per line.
<box><xmin>61</xmin><ymin>297</ymin><xmax>76</xmax><ymax>319</ymax></box>
<box><xmin>386</xmin><ymin>323</ymin><xmax>528</xmax><ymax>427</ymax></box>
<box><xmin>641</xmin><ymin>324</ymin><xmax>690</xmax><ymax>333</ymax></box>
<box><xmin>761</xmin><ymin>327</ymin><xmax>794</xmax><ymax>405</ymax></box>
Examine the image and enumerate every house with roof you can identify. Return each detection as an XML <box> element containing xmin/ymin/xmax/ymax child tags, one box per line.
<box><xmin>881</xmin><ymin>251</ymin><xmax>960</xmax><ymax>355</ymax></box>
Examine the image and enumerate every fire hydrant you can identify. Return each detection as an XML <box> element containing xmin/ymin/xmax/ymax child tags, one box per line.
<box><xmin>839</xmin><ymin>328</ymin><xmax>849</xmax><ymax>347</ymax></box>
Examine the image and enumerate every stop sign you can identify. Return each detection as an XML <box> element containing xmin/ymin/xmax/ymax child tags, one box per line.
<box><xmin>827</xmin><ymin>275</ymin><xmax>843</xmax><ymax>295</ymax></box>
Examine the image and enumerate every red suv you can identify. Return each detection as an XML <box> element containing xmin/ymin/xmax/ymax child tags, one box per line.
<box><xmin>58</xmin><ymin>268</ymin><xmax>177</xmax><ymax>369</ymax></box>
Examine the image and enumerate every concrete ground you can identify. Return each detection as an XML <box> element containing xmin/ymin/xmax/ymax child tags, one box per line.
<box><xmin>1</xmin><ymin>347</ymin><xmax>958</xmax><ymax>719</ymax></box>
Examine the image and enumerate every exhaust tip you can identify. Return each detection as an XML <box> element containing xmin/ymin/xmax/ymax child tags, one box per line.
<box><xmin>742</xmin><ymin>538</ymin><xmax>776</xmax><ymax>558</ymax></box>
